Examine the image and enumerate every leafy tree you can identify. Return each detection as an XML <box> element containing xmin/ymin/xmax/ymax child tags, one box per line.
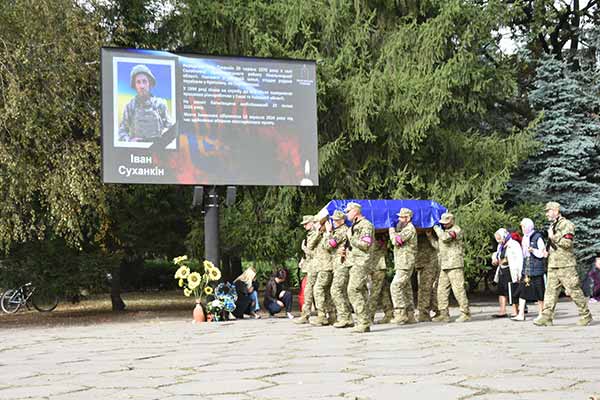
<box><xmin>0</xmin><ymin>0</ymin><xmax>191</xmax><ymax>308</ymax></box>
<box><xmin>0</xmin><ymin>0</ymin><xmax>106</xmax><ymax>251</ymax></box>
<box><xmin>504</xmin><ymin>0</ymin><xmax>599</xmax><ymax>60</ymax></box>
<box><xmin>175</xmin><ymin>0</ymin><xmax>537</xmax><ymax>284</ymax></box>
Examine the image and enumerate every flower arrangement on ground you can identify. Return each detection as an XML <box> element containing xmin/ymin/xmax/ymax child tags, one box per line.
<box><xmin>206</xmin><ymin>282</ymin><xmax>237</xmax><ymax>321</ymax></box>
<box><xmin>173</xmin><ymin>256</ymin><xmax>222</xmax><ymax>320</ymax></box>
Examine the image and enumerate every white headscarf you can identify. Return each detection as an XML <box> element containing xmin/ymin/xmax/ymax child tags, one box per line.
<box><xmin>494</xmin><ymin>228</ymin><xmax>509</xmax><ymax>241</ymax></box>
<box><xmin>494</xmin><ymin>228</ymin><xmax>510</xmax><ymax>260</ymax></box>
<box><xmin>520</xmin><ymin>218</ymin><xmax>535</xmax><ymax>257</ymax></box>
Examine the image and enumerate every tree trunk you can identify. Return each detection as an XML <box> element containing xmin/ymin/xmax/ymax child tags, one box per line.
<box><xmin>221</xmin><ymin>253</ymin><xmax>232</xmax><ymax>282</ymax></box>
<box><xmin>110</xmin><ymin>263</ymin><xmax>126</xmax><ymax>311</ymax></box>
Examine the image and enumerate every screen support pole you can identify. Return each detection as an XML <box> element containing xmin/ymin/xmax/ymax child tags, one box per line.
<box><xmin>204</xmin><ymin>186</ymin><xmax>220</xmax><ymax>268</ymax></box>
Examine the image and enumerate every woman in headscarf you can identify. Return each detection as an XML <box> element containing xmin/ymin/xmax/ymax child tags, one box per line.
<box><xmin>232</xmin><ymin>267</ymin><xmax>261</xmax><ymax>319</ymax></box>
<box><xmin>491</xmin><ymin>228</ymin><xmax>523</xmax><ymax>318</ymax></box>
<box><xmin>512</xmin><ymin>218</ymin><xmax>547</xmax><ymax>321</ymax></box>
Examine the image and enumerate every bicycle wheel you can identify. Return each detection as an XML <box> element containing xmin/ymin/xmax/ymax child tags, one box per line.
<box><xmin>31</xmin><ymin>288</ymin><xmax>59</xmax><ymax>312</ymax></box>
<box><xmin>1</xmin><ymin>289</ymin><xmax>22</xmax><ymax>314</ymax></box>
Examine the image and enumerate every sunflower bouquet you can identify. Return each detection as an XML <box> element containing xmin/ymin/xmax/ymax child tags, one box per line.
<box><xmin>173</xmin><ymin>255</ymin><xmax>222</xmax><ymax>304</ymax></box>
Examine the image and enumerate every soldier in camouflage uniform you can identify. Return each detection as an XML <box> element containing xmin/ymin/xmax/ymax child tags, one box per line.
<box><xmin>389</xmin><ymin>208</ymin><xmax>418</xmax><ymax>324</ymax></box>
<box><xmin>415</xmin><ymin>231</ymin><xmax>439</xmax><ymax>322</ymax></box>
<box><xmin>328</xmin><ymin>211</ymin><xmax>353</xmax><ymax>328</ymax></box>
<box><xmin>295</xmin><ymin>215</ymin><xmax>321</xmax><ymax>324</ymax></box>
<box><xmin>312</xmin><ymin>216</ymin><xmax>337</xmax><ymax>326</ymax></box>
<box><xmin>534</xmin><ymin>202</ymin><xmax>593</xmax><ymax>327</ymax></box>
<box><xmin>118</xmin><ymin>64</ymin><xmax>174</xmax><ymax>142</ymax></box>
<box><xmin>345</xmin><ymin>202</ymin><xmax>375</xmax><ymax>333</ymax></box>
<box><xmin>367</xmin><ymin>234</ymin><xmax>394</xmax><ymax>324</ymax></box>
<box><xmin>431</xmin><ymin>212</ymin><xmax>471</xmax><ymax>323</ymax></box>
<box><xmin>426</xmin><ymin>230</ymin><xmax>441</xmax><ymax>318</ymax></box>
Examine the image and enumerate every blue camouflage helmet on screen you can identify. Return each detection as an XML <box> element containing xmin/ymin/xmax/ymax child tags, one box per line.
<box><xmin>129</xmin><ymin>65</ymin><xmax>156</xmax><ymax>88</ymax></box>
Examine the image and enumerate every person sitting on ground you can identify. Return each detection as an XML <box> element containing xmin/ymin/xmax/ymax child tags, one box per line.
<box><xmin>232</xmin><ymin>267</ymin><xmax>261</xmax><ymax>319</ymax></box>
<box><xmin>491</xmin><ymin>228</ymin><xmax>523</xmax><ymax>318</ymax></box>
<box><xmin>264</xmin><ymin>268</ymin><xmax>294</xmax><ymax>319</ymax></box>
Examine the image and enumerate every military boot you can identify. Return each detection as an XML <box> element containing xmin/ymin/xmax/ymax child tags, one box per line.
<box><xmin>294</xmin><ymin>314</ymin><xmax>310</xmax><ymax>324</ymax></box>
<box><xmin>432</xmin><ymin>309</ymin><xmax>450</xmax><ymax>323</ymax></box>
<box><xmin>376</xmin><ymin>311</ymin><xmax>393</xmax><ymax>324</ymax></box>
<box><xmin>311</xmin><ymin>312</ymin><xmax>329</xmax><ymax>326</ymax></box>
<box><xmin>352</xmin><ymin>324</ymin><xmax>370</xmax><ymax>333</ymax></box>
<box><xmin>333</xmin><ymin>318</ymin><xmax>354</xmax><ymax>328</ymax></box>
<box><xmin>533</xmin><ymin>315</ymin><xmax>553</xmax><ymax>326</ymax></box>
<box><xmin>417</xmin><ymin>310</ymin><xmax>431</xmax><ymax>322</ymax></box>
<box><xmin>577</xmin><ymin>313</ymin><xmax>593</xmax><ymax>326</ymax></box>
<box><xmin>405</xmin><ymin>309</ymin><xmax>417</xmax><ymax>324</ymax></box>
<box><xmin>391</xmin><ymin>309</ymin><xmax>408</xmax><ymax>324</ymax></box>
<box><xmin>455</xmin><ymin>312</ymin><xmax>471</xmax><ymax>323</ymax></box>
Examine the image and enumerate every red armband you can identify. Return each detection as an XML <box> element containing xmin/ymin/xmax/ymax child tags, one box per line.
<box><xmin>361</xmin><ymin>236</ymin><xmax>372</xmax><ymax>245</ymax></box>
<box><xmin>563</xmin><ymin>234</ymin><xmax>574</xmax><ymax>240</ymax></box>
<box><xmin>395</xmin><ymin>236</ymin><xmax>404</xmax><ymax>246</ymax></box>
<box><xmin>328</xmin><ymin>239</ymin><xmax>338</xmax><ymax>248</ymax></box>
<box><xmin>449</xmin><ymin>231</ymin><xmax>457</xmax><ymax>239</ymax></box>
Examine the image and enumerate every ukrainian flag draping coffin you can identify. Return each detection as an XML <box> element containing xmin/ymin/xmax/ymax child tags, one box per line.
<box><xmin>316</xmin><ymin>199</ymin><xmax>447</xmax><ymax>230</ymax></box>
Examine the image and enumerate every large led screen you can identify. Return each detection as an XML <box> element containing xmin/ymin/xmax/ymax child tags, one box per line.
<box><xmin>101</xmin><ymin>48</ymin><xmax>318</xmax><ymax>186</ymax></box>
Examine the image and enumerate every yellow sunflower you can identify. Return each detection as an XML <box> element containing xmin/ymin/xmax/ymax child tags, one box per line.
<box><xmin>178</xmin><ymin>279</ymin><xmax>184</xmax><ymax>288</ymax></box>
<box><xmin>183</xmin><ymin>288</ymin><xmax>192</xmax><ymax>297</ymax></box>
<box><xmin>187</xmin><ymin>272</ymin><xmax>202</xmax><ymax>290</ymax></box>
<box><xmin>174</xmin><ymin>266</ymin><xmax>190</xmax><ymax>279</ymax></box>
<box><xmin>203</xmin><ymin>260</ymin><xmax>215</xmax><ymax>271</ymax></box>
<box><xmin>173</xmin><ymin>255</ymin><xmax>188</xmax><ymax>266</ymax></box>
<box><xmin>204</xmin><ymin>286</ymin><xmax>214</xmax><ymax>295</ymax></box>
<box><xmin>208</xmin><ymin>267</ymin><xmax>221</xmax><ymax>281</ymax></box>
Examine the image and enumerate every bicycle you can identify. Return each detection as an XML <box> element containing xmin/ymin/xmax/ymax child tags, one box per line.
<box><xmin>0</xmin><ymin>283</ymin><xmax>59</xmax><ymax>313</ymax></box>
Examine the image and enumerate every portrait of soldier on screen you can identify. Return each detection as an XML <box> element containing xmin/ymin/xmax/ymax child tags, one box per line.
<box><xmin>117</xmin><ymin>63</ymin><xmax>175</xmax><ymax>145</ymax></box>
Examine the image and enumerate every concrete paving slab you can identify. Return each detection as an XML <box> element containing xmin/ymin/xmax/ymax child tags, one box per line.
<box><xmin>0</xmin><ymin>300</ymin><xmax>598</xmax><ymax>399</ymax></box>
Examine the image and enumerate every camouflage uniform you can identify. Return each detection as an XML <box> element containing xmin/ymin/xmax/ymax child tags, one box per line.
<box><xmin>312</xmin><ymin>227</ymin><xmax>336</xmax><ymax>326</ymax></box>
<box><xmin>346</xmin><ymin>215</ymin><xmax>375</xmax><ymax>332</ymax></box>
<box><xmin>329</xmin><ymin>223</ymin><xmax>352</xmax><ymax>327</ymax></box>
<box><xmin>431</xmin><ymin>213</ymin><xmax>470</xmax><ymax>322</ymax></box>
<box><xmin>296</xmin><ymin>224</ymin><xmax>321</xmax><ymax>324</ymax></box>
<box><xmin>367</xmin><ymin>238</ymin><xmax>393</xmax><ymax>324</ymax></box>
<box><xmin>535</xmin><ymin>202</ymin><xmax>592</xmax><ymax>326</ymax></box>
<box><xmin>118</xmin><ymin>65</ymin><xmax>173</xmax><ymax>142</ymax></box>
<box><xmin>389</xmin><ymin>219</ymin><xmax>418</xmax><ymax>324</ymax></box>
<box><xmin>415</xmin><ymin>233</ymin><xmax>440</xmax><ymax>322</ymax></box>
<box><xmin>118</xmin><ymin>96</ymin><xmax>174</xmax><ymax>141</ymax></box>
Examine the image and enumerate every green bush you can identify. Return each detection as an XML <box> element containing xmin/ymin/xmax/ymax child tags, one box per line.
<box><xmin>120</xmin><ymin>258</ymin><xmax>177</xmax><ymax>291</ymax></box>
<box><xmin>0</xmin><ymin>240</ymin><xmax>120</xmax><ymax>298</ymax></box>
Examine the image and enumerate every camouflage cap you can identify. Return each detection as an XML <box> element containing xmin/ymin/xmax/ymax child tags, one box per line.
<box><xmin>439</xmin><ymin>212</ymin><xmax>454</xmax><ymax>224</ymax></box>
<box><xmin>344</xmin><ymin>202</ymin><xmax>362</xmax><ymax>213</ymax></box>
<box><xmin>332</xmin><ymin>210</ymin><xmax>345</xmax><ymax>220</ymax></box>
<box><xmin>130</xmin><ymin>64</ymin><xmax>157</xmax><ymax>88</ymax></box>
<box><xmin>397</xmin><ymin>208</ymin><xmax>413</xmax><ymax>218</ymax></box>
<box><xmin>301</xmin><ymin>215</ymin><xmax>313</xmax><ymax>225</ymax></box>
<box><xmin>545</xmin><ymin>201</ymin><xmax>560</xmax><ymax>211</ymax></box>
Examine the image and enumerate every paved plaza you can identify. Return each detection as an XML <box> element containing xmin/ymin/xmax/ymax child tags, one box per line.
<box><xmin>1</xmin><ymin>299</ymin><xmax>599</xmax><ymax>400</ymax></box>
